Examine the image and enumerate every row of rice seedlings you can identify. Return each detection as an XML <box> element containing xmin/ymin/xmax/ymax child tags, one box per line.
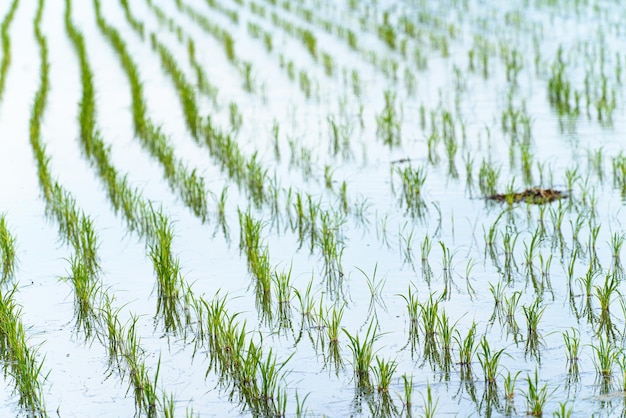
<box><xmin>243</xmin><ymin>4</ymin><xmax>327</xmax><ymax>99</ymax></box>
<box><xmin>118</xmin><ymin>0</ymin><xmax>144</xmax><ymax>38</ymax></box>
<box><xmin>50</xmin><ymin>0</ymin><xmax>326</xmax><ymax>414</ymax></box>
<box><xmin>28</xmin><ymin>0</ymin><xmax>102</xmax><ymax>338</ymax></box>
<box><xmin>94</xmin><ymin>0</ymin><xmax>212</xmax><ymax>222</ymax></box>
<box><xmin>135</xmin><ymin>24</ymin><xmax>272</xmax><ymax>207</ymax></box>
<box><xmin>151</xmin><ymin>40</ymin><xmax>200</xmax><ymax>138</ymax></box>
<box><xmin>174</xmin><ymin>0</ymin><xmax>273</xmax><ymax>97</ymax></box>
<box><xmin>242</xmin><ymin>0</ymin><xmax>349</xmax><ymax>84</ymax></box>
<box><xmin>186</xmin><ymin>38</ymin><xmax>219</xmax><ymax>104</ymax></box>
<box><xmin>174</xmin><ymin>0</ymin><xmax>236</xmax><ymax>63</ymax></box>
<box><xmin>140</xmin><ymin>1</ymin><xmax>362</xmax><ymax>231</ymax></box>
<box><xmin>547</xmin><ymin>44</ymin><xmax>618</xmax><ymax>125</ymax></box>
<box><xmin>256</xmin><ymin>0</ymin><xmax>426</xmax><ymax>86</ymax></box>
<box><xmin>0</xmin><ymin>0</ymin><xmax>19</xmax><ymax>100</ymax></box>
<box><xmin>30</xmin><ymin>5</ymin><xmax>176</xmax><ymax>415</ymax></box>
<box><xmin>246</xmin><ymin>21</ymin><xmax>274</xmax><ymax>53</ymax></box>
<box><xmin>199</xmin><ymin>0</ymin><xmax>240</xmax><ymax>24</ymax></box>
<box><xmin>0</xmin><ymin>218</ymin><xmax>47</xmax><ymax>415</ymax></box>
<box><xmin>65</xmin><ymin>0</ymin><xmax>193</xmax><ymax>334</ymax></box>
<box><xmin>144</xmin><ymin>0</ymin><xmax>177</xmax><ymax>34</ymax></box>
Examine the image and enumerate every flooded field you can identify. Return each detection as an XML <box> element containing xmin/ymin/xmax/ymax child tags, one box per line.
<box><xmin>1</xmin><ymin>0</ymin><xmax>626</xmax><ymax>416</ymax></box>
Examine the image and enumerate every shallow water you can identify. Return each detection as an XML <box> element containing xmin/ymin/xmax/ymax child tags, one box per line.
<box><xmin>1</xmin><ymin>0</ymin><xmax>626</xmax><ymax>416</ymax></box>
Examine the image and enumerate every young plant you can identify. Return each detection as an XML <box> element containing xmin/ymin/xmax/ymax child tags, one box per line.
<box><xmin>401</xmin><ymin>374</ymin><xmax>413</xmax><ymax>410</ymax></box>
<box><xmin>562</xmin><ymin>328</ymin><xmax>580</xmax><ymax>368</ymax></box>
<box><xmin>419</xmin><ymin>382</ymin><xmax>438</xmax><ymax>418</ymax></box>
<box><xmin>344</xmin><ymin>320</ymin><xmax>379</xmax><ymax>389</ymax></box>
<box><xmin>477</xmin><ymin>337</ymin><xmax>506</xmax><ymax>384</ymax></box>
<box><xmin>372</xmin><ymin>356</ymin><xmax>397</xmax><ymax>393</ymax></box>
<box><xmin>522</xmin><ymin>299</ymin><xmax>545</xmax><ymax>355</ymax></box>
<box><xmin>399</xmin><ymin>284</ymin><xmax>420</xmax><ymax>353</ymax></box>
<box><xmin>454</xmin><ymin>322</ymin><xmax>478</xmax><ymax>374</ymax></box>
<box><xmin>591</xmin><ymin>336</ymin><xmax>620</xmax><ymax>380</ymax></box>
<box><xmin>522</xmin><ymin>369</ymin><xmax>551</xmax><ymax>417</ymax></box>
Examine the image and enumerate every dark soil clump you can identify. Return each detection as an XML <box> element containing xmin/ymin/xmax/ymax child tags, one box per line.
<box><xmin>486</xmin><ymin>188</ymin><xmax>567</xmax><ymax>204</ymax></box>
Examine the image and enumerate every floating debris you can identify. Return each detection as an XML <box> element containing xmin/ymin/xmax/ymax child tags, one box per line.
<box><xmin>486</xmin><ymin>188</ymin><xmax>567</xmax><ymax>204</ymax></box>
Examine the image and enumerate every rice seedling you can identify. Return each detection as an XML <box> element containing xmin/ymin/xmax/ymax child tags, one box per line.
<box><xmin>273</xmin><ymin>267</ymin><xmax>293</xmax><ymax>331</ymax></box>
<box><xmin>376</xmin><ymin>90</ymin><xmax>402</xmax><ymax>148</ymax></box>
<box><xmin>610</xmin><ymin>232</ymin><xmax>624</xmax><ymax>268</ymax></box>
<box><xmin>372</xmin><ymin>356</ymin><xmax>397</xmax><ymax>393</ymax></box>
<box><xmin>322</xmin><ymin>303</ymin><xmax>344</xmax><ymax>372</ymax></box>
<box><xmin>503</xmin><ymin>370</ymin><xmax>521</xmax><ymax>402</ymax></box>
<box><xmin>399</xmin><ymin>284</ymin><xmax>420</xmax><ymax>355</ymax></box>
<box><xmin>595</xmin><ymin>272</ymin><xmax>620</xmax><ymax>340</ymax></box>
<box><xmin>478</xmin><ymin>159</ymin><xmax>500</xmax><ymax>197</ymax></box>
<box><xmin>563</xmin><ymin>328</ymin><xmax>580</xmax><ymax>366</ymax></box>
<box><xmin>553</xmin><ymin>401</ymin><xmax>573</xmax><ymax>418</ymax></box>
<box><xmin>64</xmin><ymin>255</ymin><xmax>100</xmax><ymax>339</ymax></box>
<box><xmin>437</xmin><ymin>311</ymin><xmax>457</xmax><ymax>372</ymax></box>
<box><xmin>419</xmin><ymin>382</ymin><xmax>438</xmax><ymax>418</ymax></box>
<box><xmin>318</xmin><ymin>211</ymin><xmax>345</xmax><ymax>288</ymax></box>
<box><xmin>488</xmin><ymin>281</ymin><xmax>506</xmax><ymax>318</ymax></box>
<box><xmin>503</xmin><ymin>291</ymin><xmax>522</xmax><ymax>340</ymax></box>
<box><xmin>441</xmin><ymin>110</ymin><xmax>459</xmax><ymax>178</ymax></box>
<box><xmin>293</xmin><ymin>279</ymin><xmax>318</xmax><ymax>342</ymax></box>
<box><xmin>522</xmin><ymin>298</ymin><xmax>545</xmax><ymax>356</ymax></box>
<box><xmin>344</xmin><ymin>320</ymin><xmax>380</xmax><ymax>389</ymax></box>
<box><xmin>454</xmin><ymin>322</ymin><xmax>478</xmax><ymax>377</ymax></box>
<box><xmin>522</xmin><ymin>369</ymin><xmax>552</xmax><ymax>417</ymax></box>
<box><xmin>400</xmin><ymin>373</ymin><xmax>413</xmax><ymax>411</ymax></box>
<box><xmin>419</xmin><ymin>293</ymin><xmax>442</xmax><ymax>365</ymax></box>
<box><xmin>118</xmin><ymin>0</ymin><xmax>144</xmax><ymax>37</ymax></box>
<box><xmin>257</xmin><ymin>349</ymin><xmax>293</xmax><ymax>415</ymax></box>
<box><xmin>396</xmin><ymin>165</ymin><xmax>427</xmax><ymax>219</ymax></box>
<box><xmin>477</xmin><ymin>337</ymin><xmax>506</xmax><ymax>384</ymax></box>
<box><xmin>439</xmin><ymin>241</ymin><xmax>455</xmax><ymax>299</ymax></box>
<box><xmin>0</xmin><ymin>215</ymin><xmax>16</xmax><ymax>283</ymax></box>
<box><xmin>359</xmin><ymin>264</ymin><xmax>387</xmax><ymax>313</ymax></box>
<box><xmin>591</xmin><ymin>336</ymin><xmax>620</xmax><ymax>381</ymax></box>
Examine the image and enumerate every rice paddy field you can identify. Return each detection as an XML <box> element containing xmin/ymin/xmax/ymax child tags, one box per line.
<box><xmin>2</xmin><ymin>0</ymin><xmax>626</xmax><ymax>416</ymax></box>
